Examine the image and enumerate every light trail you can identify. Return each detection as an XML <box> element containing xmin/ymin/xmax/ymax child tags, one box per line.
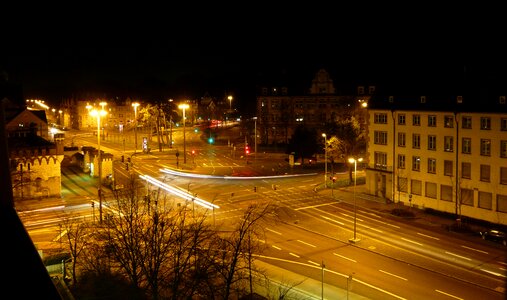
<box><xmin>139</xmin><ymin>174</ymin><xmax>219</xmax><ymax>210</ymax></box>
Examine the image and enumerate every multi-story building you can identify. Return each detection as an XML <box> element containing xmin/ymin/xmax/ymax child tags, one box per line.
<box><xmin>366</xmin><ymin>93</ymin><xmax>507</xmax><ymax>225</ymax></box>
<box><xmin>256</xmin><ymin>69</ymin><xmax>373</xmax><ymax>146</ymax></box>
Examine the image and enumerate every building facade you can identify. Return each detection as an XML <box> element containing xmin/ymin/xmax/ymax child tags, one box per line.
<box><xmin>256</xmin><ymin>69</ymin><xmax>373</xmax><ymax>146</ymax></box>
<box><xmin>366</xmin><ymin>94</ymin><xmax>507</xmax><ymax>225</ymax></box>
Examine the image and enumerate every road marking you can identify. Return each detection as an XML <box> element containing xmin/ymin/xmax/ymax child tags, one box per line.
<box><xmin>295</xmin><ymin>203</ymin><xmax>336</xmax><ymax>210</ymax></box>
<box><xmin>321</xmin><ymin>215</ymin><xmax>345</xmax><ymax>225</ymax></box>
<box><xmin>308</xmin><ymin>260</ymin><xmax>321</xmax><ymax>267</ymax></box>
<box><xmin>289</xmin><ymin>253</ymin><xmax>300</xmax><ymax>258</ymax></box>
<box><xmin>435</xmin><ymin>289</ymin><xmax>464</xmax><ymax>300</ymax></box>
<box><xmin>498</xmin><ymin>261</ymin><xmax>507</xmax><ymax>266</ymax></box>
<box><xmin>379</xmin><ymin>269</ymin><xmax>407</xmax><ymax>281</ymax></box>
<box><xmin>53</xmin><ymin>229</ymin><xmax>68</xmax><ymax>242</ymax></box>
<box><xmin>417</xmin><ymin>232</ymin><xmax>440</xmax><ymax>240</ymax></box>
<box><xmin>445</xmin><ymin>251</ymin><xmax>471</xmax><ymax>261</ymax></box>
<box><xmin>265</xmin><ymin>228</ymin><xmax>282</xmax><ymax>235</ymax></box>
<box><xmin>296</xmin><ymin>240</ymin><xmax>316</xmax><ymax>248</ymax></box>
<box><xmin>341</xmin><ymin>213</ymin><xmax>364</xmax><ymax>222</ymax></box>
<box><xmin>461</xmin><ymin>245</ymin><xmax>488</xmax><ymax>254</ymax></box>
<box><xmin>272</xmin><ymin>245</ymin><xmax>282</xmax><ymax>250</ymax></box>
<box><xmin>499</xmin><ymin>267</ymin><xmax>506</xmax><ymax>271</ymax></box>
<box><xmin>401</xmin><ymin>237</ymin><xmax>423</xmax><ymax>246</ymax></box>
<box><xmin>481</xmin><ymin>268</ymin><xmax>507</xmax><ymax>278</ymax></box>
<box><xmin>333</xmin><ymin>253</ymin><xmax>357</xmax><ymax>263</ymax></box>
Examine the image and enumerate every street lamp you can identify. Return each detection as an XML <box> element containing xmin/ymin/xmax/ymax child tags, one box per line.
<box><xmin>132</xmin><ymin>102</ymin><xmax>140</xmax><ymax>153</ymax></box>
<box><xmin>228</xmin><ymin>95</ymin><xmax>233</xmax><ymax>111</ymax></box>
<box><xmin>322</xmin><ymin>133</ymin><xmax>327</xmax><ymax>187</ymax></box>
<box><xmin>253</xmin><ymin>117</ymin><xmax>257</xmax><ymax>158</ymax></box>
<box><xmin>179</xmin><ymin>103</ymin><xmax>189</xmax><ymax>164</ymax></box>
<box><xmin>348</xmin><ymin>157</ymin><xmax>363</xmax><ymax>243</ymax></box>
<box><xmin>89</xmin><ymin>103</ymin><xmax>107</xmax><ymax>222</ymax></box>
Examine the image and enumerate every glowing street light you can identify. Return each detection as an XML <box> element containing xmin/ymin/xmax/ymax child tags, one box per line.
<box><xmin>132</xmin><ymin>102</ymin><xmax>140</xmax><ymax>152</ymax></box>
<box><xmin>322</xmin><ymin>133</ymin><xmax>328</xmax><ymax>185</ymax></box>
<box><xmin>89</xmin><ymin>103</ymin><xmax>107</xmax><ymax>222</ymax></box>
<box><xmin>348</xmin><ymin>157</ymin><xmax>363</xmax><ymax>243</ymax></box>
<box><xmin>179</xmin><ymin>103</ymin><xmax>189</xmax><ymax>164</ymax></box>
<box><xmin>228</xmin><ymin>95</ymin><xmax>233</xmax><ymax>110</ymax></box>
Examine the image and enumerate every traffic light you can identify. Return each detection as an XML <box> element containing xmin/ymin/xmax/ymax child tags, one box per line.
<box><xmin>208</xmin><ymin>137</ymin><xmax>214</xmax><ymax>144</ymax></box>
<box><xmin>253</xmin><ymin>186</ymin><xmax>257</xmax><ymax>192</ymax></box>
<box><xmin>245</xmin><ymin>145</ymin><xmax>250</xmax><ymax>154</ymax></box>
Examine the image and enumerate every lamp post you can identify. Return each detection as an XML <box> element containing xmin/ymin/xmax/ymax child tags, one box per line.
<box><xmin>228</xmin><ymin>95</ymin><xmax>233</xmax><ymax>111</ymax></box>
<box><xmin>132</xmin><ymin>102</ymin><xmax>140</xmax><ymax>152</ymax></box>
<box><xmin>253</xmin><ymin>117</ymin><xmax>257</xmax><ymax>158</ymax></box>
<box><xmin>348</xmin><ymin>157</ymin><xmax>363</xmax><ymax>243</ymax></box>
<box><xmin>322</xmin><ymin>133</ymin><xmax>327</xmax><ymax>187</ymax></box>
<box><xmin>90</xmin><ymin>103</ymin><xmax>107</xmax><ymax>222</ymax></box>
<box><xmin>179</xmin><ymin>103</ymin><xmax>189</xmax><ymax>164</ymax></box>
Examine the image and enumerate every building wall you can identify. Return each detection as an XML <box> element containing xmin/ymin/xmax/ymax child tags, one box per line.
<box><xmin>366</xmin><ymin>106</ymin><xmax>507</xmax><ymax>225</ymax></box>
<box><xmin>11</xmin><ymin>152</ymin><xmax>63</xmax><ymax>199</ymax></box>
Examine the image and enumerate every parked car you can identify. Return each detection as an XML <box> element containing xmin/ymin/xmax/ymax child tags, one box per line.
<box><xmin>480</xmin><ymin>229</ymin><xmax>507</xmax><ymax>246</ymax></box>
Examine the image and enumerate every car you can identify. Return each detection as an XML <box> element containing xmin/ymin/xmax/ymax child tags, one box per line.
<box><xmin>480</xmin><ymin>229</ymin><xmax>507</xmax><ymax>246</ymax></box>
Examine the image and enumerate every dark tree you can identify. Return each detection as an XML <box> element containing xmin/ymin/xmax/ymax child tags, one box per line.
<box><xmin>286</xmin><ymin>125</ymin><xmax>319</xmax><ymax>164</ymax></box>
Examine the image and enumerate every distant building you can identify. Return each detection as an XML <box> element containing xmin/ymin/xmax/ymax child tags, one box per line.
<box><xmin>256</xmin><ymin>69</ymin><xmax>373</xmax><ymax>146</ymax></box>
<box><xmin>366</xmin><ymin>93</ymin><xmax>507</xmax><ymax>225</ymax></box>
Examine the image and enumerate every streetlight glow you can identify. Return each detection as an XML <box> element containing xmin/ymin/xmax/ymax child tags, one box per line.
<box><xmin>179</xmin><ymin>103</ymin><xmax>190</xmax><ymax>164</ymax></box>
<box><xmin>89</xmin><ymin>104</ymin><xmax>108</xmax><ymax>223</ymax></box>
<box><xmin>322</xmin><ymin>133</ymin><xmax>327</xmax><ymax>187</ymax></box>
<box><xmin>132</xmin><ymin>102</ymin><xmax>140</xmax><ymax>152</ymax></box>
<box><xmin>348</xmin><ymin>157</ymin><xmax>363</xmax><ymax>243</ymax></box>
<box><xmin>228</xmin><ymin>95</ymin><xmax>233</xmax><ymax>110</ymax></box>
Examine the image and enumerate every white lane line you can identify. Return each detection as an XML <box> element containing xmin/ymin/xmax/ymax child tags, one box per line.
<box><xmin>499</xmin><ymin>267</ymin><xmax>506</xmax><ymax>271</ymax></box>
<box><xmin>265</xmin><ymin>228</ymin><xmax>282</xmax><ymax>235</ymax></box>
<box><xmin>378</xmin><ymin>269</ymin><xmax>408</xmax><ymax>281</ymax></box>
<box><xmin>296</xmin><ymin>240</ymin><xmax>317</xmax><ymax>248</ymax></box>
<box><xmin>295</xmin><ymin>203</ymin><xmax>336</xmax><ymax>210</ymax></box>
<box><xmin>340</xmin><ymin>213</ymin><xmax>363</xmax><ymax>222</ymax></box>
<box><xmin>308</xmin><ymin>260</ymin><xmax>321</xmax><ymax>267</ymax></box>
<box><xmin>435</xmin><ymin>289</ymin><xmax>464</xmax><ymax>300</ymax></box>
<box><xmin>272</xmin><ymin>245</ymin><xmax>282</xmax><ymax>250</ymax></box>
<box><xmin>498</xmin><ymin>261</ymin><xmax>507</xmax><ymax>266</ymax></box>
<box><xmin>321</xmin><ymin>215</ymin><xmax>345</xmax><ymax>225</ymax></box>
<box><xmin>289</xmin><ymin>253</ymin><xmax>300</xmax><ymax>258</ymax></box>
<box><xmin>417</xmin><ymin>232</ymin><xmax>440</xmax><ymax>240</ymax></box>
<box><xmin>445</xmin><ymin>251</ymin><xmax>471</xmax><ymax>261</ymax></box>
<box><xmin>481</xmin><ymin>269</ymin><xmax>507</xmax><ymax>278</ymax></box>
<box><xmin>333</xmin><ymin>253</ymin><xmax>357</xmax><ymax>263</ymax></box>
<box><xmin>461</xmin><ymin>245</ymin><xmax>488</xmax><ymax>254</ymax></box>
<box><xmin>400</xmin><ymin>237</ymin><xmax>423</xmax><ymax>246</ymax></box>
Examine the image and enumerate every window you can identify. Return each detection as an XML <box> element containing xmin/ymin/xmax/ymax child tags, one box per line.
<box><xmin>479</xmin><ymin>192</ymin><xmax>492</xmax><ymax>210</ymax></box>
<box><xmin>501</xmin><ymin>140</ymin><xmax>507</xmax><ymax>158</ymax></box>
<box><xmin>460</xmin><ymin>189</ymin><xmax>473</xmax><ymax>206</ymax></box>
<box><xmin>480</xmin><ymin>139</ymin><xmax>491</xmax><ymax>156</ymax></box>
<box><xmin>498</xmin><ymin>194</ymin><xmax>507</xmax><ymax>213</ymax></box>
<box><xmin>480</xmin><ymin>117</ymin><xmax>491</xmax><ymax>130</ymax></box>
<box><xmin>480</xmin><ymin>164</ymin><xmax>490</xmax><ymax>182</ymax></box>
<box><xmin>462</xmin><ymin>138</ymin><xmax>471</xmax><ymax>154</ymax></box>
<box><xmin>428</xmin><ymin>158</ymin><xmax>436</xmax><ymax>174</ymax></box>
<box><xmin>502</xmin><ymin>118</ymin><xmax>507</xmax><ymax>131</ymax></box>
<box><xmin>412</xmin><ymin>134</ymin><xmax>420</xmax><ymax>149</ymax></box>
<box><xmin>444</xmin><ymin>160</ymin><xmax>453</xmax><ymax>176</ymax></box>
<box><xmin>444</xmin><ymin>116</ymin><xmax>454</xmax><ymax>128</ymax></box>
<box><xmin>428</xmin><ymin>135</ymin><xmax>436</xmax><ymax>150</ymax></box>
<box><xmin>444</xmin><ymin>136</ymin><xmax>454</xmax><ymax>152</ymax></box>
<box><xmin>412</xmin><ymin>114</ymin><xmax>420</xmax><ymax>126</ymax></box>
<box><xmin>428</xmin><ymin>115</ymin><xmax>436</xmax><ymax>127</ymax></box>
<box><xmin>398</xmin><ymin>114</ymin><xmax>406</xmax><ymax>125</ymax></box>
<box><xmin>462</xmin><ymin>116</ymin><xmax>472</xmax><ymax>129</ymax></box>
<box><xmin>500</xmin><ymin>167</ymin><xmax>507</xmax><ymax>185</ymax></box>
<box><xmin>412</xmin><ymin>156</ymin><xmax>421</xmax><ymax>171</ymax></box>
<box><xmin>358</xmin><ymin>86</ymin><xmax>365</xmax><ymax>95</ymax></box>
<box><xmin>374</xmin><ymin>113</ymin><xmax>388</xmax><ymax>124</ymax></box>
<box><xmin>462</xmin><ymin>162</ymin><xmax>471</xmax><ymax>179</ymax></box>
<box><xmin>425</xmin><ymin>182</ymin><xmax>437</xmax><ymax>199</ymax></box>
<box><xmin>441</xmin><ymin>185</ymin><xmax>453</xmax><ymax>201</ymax></box>
<box><xmin>398</xmin><ymin>177</ymin><xmax>408</xmax><ymax>192</ymax></box>
<box><xmin>411</xmin><ymin>179</ymin><xmax>422</xmax><ymax>195</ymax></box>
<box><xmin>420</xmin><ymin>96</ymin><xmax>426</xmax><ymax>103</ymax></box>
<box><xmin>398</xmin><ymin>154</ymin><xmax>406</xmax><ymax>169</ymax></box>
<box><xmin>398</xmin><ymin>132</ymin><xmax>406</xmax><ymax>147</ymax></box>
<box><xmin>374</xmin><ymin>131</ymin><xmax>388</xmax><ymax>145</ymax></box>
<box><xmin>374</xmin><ymin>152</ymin><xmax>387</xmax><ymax>170</ymax></box>
<box><xmin>479</xmin><ymin>191</ymin><xmax>493</xmax><ymax>209</ymax></box>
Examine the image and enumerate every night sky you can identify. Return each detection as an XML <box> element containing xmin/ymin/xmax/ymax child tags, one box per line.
<box><xmin>2</xmin><ymin>10</ymin><xmax>506</xmax><ymax>112</ymax></box>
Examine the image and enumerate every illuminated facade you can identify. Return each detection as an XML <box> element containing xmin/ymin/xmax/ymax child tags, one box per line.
<box><xmin>366</xmin><ymin>94</ymin><xmax>507</xmax><ymax>225</ymax></box>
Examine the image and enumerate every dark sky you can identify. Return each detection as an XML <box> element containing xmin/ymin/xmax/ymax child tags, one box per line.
<box><xmin>2</xmin><ymin>9</ymin><xmax>506</xmax><ymax>111</ymax></box>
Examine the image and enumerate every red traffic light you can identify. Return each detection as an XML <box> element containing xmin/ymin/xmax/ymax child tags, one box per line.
<box><xmin>245</xmin><ymin>145</ymin><xmax>250</xmax><ymax>154</ymax></box>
